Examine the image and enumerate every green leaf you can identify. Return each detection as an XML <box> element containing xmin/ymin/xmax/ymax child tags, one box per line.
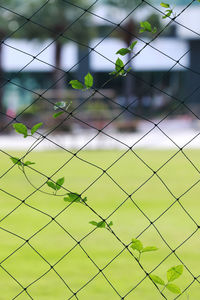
<box><xmin>115</xmin><ymin>58</ymin><xmax>124</xmax><ymax>72</ymax></box>
<box><xmin>13</xmin><ymin>123</ymin><xmax>28</xmax><ymax>138</ymax></box>
<box><xmin>139</xmin><ymin>21</ymin><xmax>157</xmax><ymax>34</ymax></box>
<box><xmin>89</xmin><ymin>220</ymin><xmax>106</xmax><ymax>228</ymax></box>
<box><xmin>64</xmin><ymin>192</ymin><xmax>82</xmax><ymax>203</ymax></box>
<box><xmin>10</xmin><ymin>157</ymin><xmax>22</xmax><ymax>166</ymax></box>
<box><xmin>160</xmin><ymin>2</ymin><xmax>170</xmax><ymax>8</ymax></box>
<box><xmin>82</xmin><ymin>196</ymin><xmax>87</xmax><ymax>203</ymax></box>
<box><xmin>152</xmin><ymin>27</ymin><xmax>157</xmax><ymax>34</ymax></box>
<box><xmin>69</xmin><ymin>80</ymin><xmax>84</xmax><ymax>90</ymax></box>
<box><xmin>31</xmin><ymin>122</ymin><xmax>43</xmax><ymax>135</ymax></box>
<box><xmin>10</xmin><ymin>157</ymin><xmax>35</xmax><ymax>167</ymax></box>
<box><xmin>116</xmin><ymin>48</ymin><xmax>131</xmax><ymax>56</ymax></box>
<box><xmin>126</xmin><ymin>67</ymin><xmax>132</xmax><ymax>73</ymax></box>
<box><xmin>166</xmin><ymin>283</ymin><xmax>181</xmax><ymax>294</ymax></box>
<box><xmin>23</xmin><ymin>161</ymin><xmax>35</xmax><ymax>166</ymax></box>
<box><xmin>130</xmin><ymin>41</ymin><xmax>137</xmax><ymax>50</ymax></box>
<box><xmin>84</xmin><ymin>72</ymin><xmax>93</xmax><ymax>89</ymax></box>
<box><xmin>97</xmin><ymin>221</ymin><xmax>106</xmax><ymax>228</ymax></box>
<box><xmin>162</xmin><ymin>10</ymin><xmax>172</xmax><ymax>19</ymax></box>
<box><xmin>56</xmin><ymin>177</ymin><xmax>65</xmax><ymax>190</ymax></box>
<box><xmin>141</xmin><ymin>246</ymin><xmax>158</xmax><ymax>253</ymax></box>
<box><xmin>108</xmin><ymin>221</ymin><xmax>113</xmax><ymax>227</ymax></box>
<box><xmin>140</xmin><ymin>21</ymin><xmax>152</xmax><ymax>33</ymax></box>
<box><xmin>131</xmin><ymin>238</ymin><xmax>143</xmax><ymax>252</ymax></box>
<box><xmin>167</xmin><ymin>265</ymin><xmax>183</xmax><ymax>282</ymax></box>
<box><xmin>46</xmin><ymin>181</ymin><xmax>57</xmax><ymax>191</ymax></box>
<box><xmin>54</xmin><ymin>101</ymin><xmax>66</xmax><ymax>110</ymax></box>
<box><xmin>89</xmin><ymin>221</ymin><xmax>98</xmax><ymax>226</ymax></box>
<box><xmin>150</xmin><ymin>274</ymin><xmax>165</xmax><ymax>286</ymax></box>
<box><xmin>53</xmin><ymin>111</ymin><xmax>65</xmax><ymax>118</ymax></box>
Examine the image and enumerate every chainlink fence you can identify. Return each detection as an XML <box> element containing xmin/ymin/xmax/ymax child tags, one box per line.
<box><xmin>0</xmin><ymin>0</ymin><xmax>200</xmax><ymax>299</ymax></box>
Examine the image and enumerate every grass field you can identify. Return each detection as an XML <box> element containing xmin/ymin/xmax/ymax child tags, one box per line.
<box><xmin>0</xmin><ymin>149</ymin><xmax>200</xmax><ymax>299</ymax></box>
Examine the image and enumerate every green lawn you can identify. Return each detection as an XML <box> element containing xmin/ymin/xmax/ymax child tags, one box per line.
<box><xmin>0</xmin><ymin>149</ymin><xmax>200</xmax><ymax>299</ymax></box>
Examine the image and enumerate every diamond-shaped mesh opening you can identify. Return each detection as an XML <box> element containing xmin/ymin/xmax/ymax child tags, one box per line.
<box><xmin>54</xmin><ymin>245</ymin><xmax>98</xmax><ymax>291</ymax></box>
<box><xmin>30</xmin><ymin>221</ymin><xmax>77</xmax><ymax>265</ymax></box>
<box><xmin>1</xmin><ymin>0</ymin><xmax>200</xmax><ymax>298</ymax></box>
<box><xmin>1</xmin><ymin>203</ymin><xmax>50</xmax><ymax>239</ymax></box>
<box><xmin>179</xmin><ymin>183</ymin><xmax>200</xmax><ymax>224</ymax></box>
<box><xmin>158</xmin><ymin>151</ymin><xmax>200</xmax><ymax>197</ymax></box>
<box><xmin>28</xmin><ymin>268</ymin><xmax>74</xmax><ymax>299</ymax></box>
<box><xmin>155</xmin><ymin>202</ymin><xmax>197</xmax><ymax>249</ymax></box>
<box><xmin>80</xmin><ymin>228</ymin><xmax>124</xmax><ymax>269</ymax></box>
<box><xmin>132</xmin><ymin>174</ymin><xmax>174</xmax><ymax>220</ymax></box>
<box><xmin>107</xmin><ymin>197</ymin><xmax>150</xmax><ymax>242</ymax></box>
<box><xmin>176</xmin><ymin>231</ymin><xmax>200</xmax><ymax>277</ymax></box>
<box><xmin>103</xmin><ymin>249</ymin><xmax>145</xmax><ymax>296</ymax></box>
<box><xmin>0</xmin><ymin>267</ymin><xmax>24</xmax><ymax>299</ymax></box>
<box><xmin>77</xmin><ymin>273</ymin><xmax>122</xmax><ymax>300</ymax></box>
<box><xmin>2</xmin><ymin>243</ymin><xmax>49</xmax><ymax>287</ymax></box>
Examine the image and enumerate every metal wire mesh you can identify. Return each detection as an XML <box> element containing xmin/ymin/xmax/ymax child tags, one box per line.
<box><xmin>0</xmin><ymin>0</ymin><xmax>200</xmax><ymax>299</ymax></box>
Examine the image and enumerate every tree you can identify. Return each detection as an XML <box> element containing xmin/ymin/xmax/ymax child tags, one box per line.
<box><xmin>103</xmin><ymin>0</ymin><xmax>161</xmax><ymax>112</ymax></box>
<box><xmin>0</xmin><ymin>0</ymin><xmax>23</xmax><ymax>125</ymax></box>
<box><xmin>15</xmin><ymin>0</ymin><xmax>94</xmax><ymax>98</ymax></box>
<box><xmin>102</xmin><ymin>0</ymin><xmax>140</xmax><ymax>110</ymax></box>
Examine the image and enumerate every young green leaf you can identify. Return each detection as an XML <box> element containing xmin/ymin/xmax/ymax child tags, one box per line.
<box><xmin>64</xmin><ymin>192</ymin><xmax>84</xmax><ymax>203</ymax></box>
<box><xmin>167</xmin><ymin>265</ymin><xmax>183</xmax><ymax>282</ymax></box>
<box><xmin>115</xmin><ymin>58</ymin><xmax>124</xmax><ymax>73</ymax></box>
<box><xmin>162</xmin><ymin>9</ymin><xmax>173</xmax><ymax>19</ymax></box>
<box><xmin>46</xmin><ymin>181</ymin><xmax>57</xmax><ymax>191</ymax></box>
<box><xmin>56</xmin><ymin>177</ymin><xmax>65</xmax><ymax>190</ymax></box>
<box><xmin>152</xmin><ymin>27</ymin><xmax>157</xmax><ymax>34</ymax></box>
<box><xmin>10</xmin><ymin>157</ymin><xmax>22</xmax><ymax>166</ymax></box>
<box><xmin>116</xmin><ymin>48</ymin><xmax>131</xmax><ymax>56</ymax></box>
<box><xmin>84</xmin><ymin>72</ymin><xmax>93</xmax><ymax>89</ymax></box>
<box><xmin>140</xmin><ymin>21</ymin><xmax>152</xmax><ymax>33</ymax></box>
<box><xmin>166</xmin><ymin>283</ymin><xmax>181</xmax><ymax>294</ymax></box>
<box><xmin>140</xmin><ymin>21</ymin><xmax>157</xmax><ymax>34</ymax></box>
<box><xmin>53</xmin><ymin>111</ymin><xmax>65</xmax><ymax>118</ymax></box>
<box><xmin>54</xmin><ymin>101</ymin><xmax>66</xmax><ymax>110</ymax></box>
<box><xmin>141</xmin><ymin>246</ymin><xmax>158</xmax><ymax>253</ymax></box>
<box><xmin>82</xmin><ymin>196</ymin><xmax>87</xmax><ymax>203</ymax></box>
<box><xmin>160</xmin><ymin>2</ymin><xmax>170</xmax><ymax>8</ymax></box>
<box><xmin>89</xmin><ymin>220</ymin><xmax>106</xmax><ymax>228</ymax></box>
<box><xmin>10</xmin><ymin>157</ymin><xmax>35</xmax><ymax>167</ymax></box>
<box><xmin>13</xmin><ymin>123</ymin><xmax>28</xmax><ymax>138</ymax></box>
<box><xmin>131</xmin><ymin>238</ymin><xmax>143</xmax><ymax>252</ymax></box>
<box><xmin>31</xmin><ymin>122</ymin><xmax>43</xmax><ymax>135</ymax></box>
<box><xmin>23</xmin><ymin>161</ymin><xmax>35</xmax><ymax>166</ymax></box>
<box><xmin>69</xmin><ymin>80</ymin><xmax>84</xmax><ymax>90</ymax></box>
<box><xmin>150</xmin><ymin>274</ymin><xmax>165</xmax><ymax>286</ymax></box>
<box><xmin>89</xmin><ymin>221</ymin><xmax>98</xmax><ymax>226</ymax></box>
<box><xmin>130</xmin><ymin>41</ymin><xmax>137</xmax><ymax>50</ymax></box>
<box><xmin>108</xmin><ymin>221</ymin><xmax>113</xmax><ymax>227</ymax></box>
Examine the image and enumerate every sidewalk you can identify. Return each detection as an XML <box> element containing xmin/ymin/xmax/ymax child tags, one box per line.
<box><xmin>1</xmin><ymin>119</ymin><xmax>200</xmax><ymax>151</ymax></box>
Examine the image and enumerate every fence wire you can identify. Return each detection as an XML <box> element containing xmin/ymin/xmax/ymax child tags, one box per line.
<box><xmin>0</xmin><ymin>0</ymin><xmax>200</xmax><ymax>299</ymax></box>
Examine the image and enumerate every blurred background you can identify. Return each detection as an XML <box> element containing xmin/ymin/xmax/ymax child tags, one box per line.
<box><xmin>0</xmin><ymin>0</ymin><xmax>200</xmax><ymax>141</ymax></box>
<box><xmin>1</xmin><ymin>2</ymin><xmax>200</xmax><ymax>298</ymax></box>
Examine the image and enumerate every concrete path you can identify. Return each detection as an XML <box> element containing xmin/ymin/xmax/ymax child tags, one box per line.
<box><xmin>1</xmin><ymin>119</ymin><xmax>200</xmax><ymax>151</ymax></box>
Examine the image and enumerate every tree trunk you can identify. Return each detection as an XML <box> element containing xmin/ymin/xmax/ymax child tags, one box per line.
<box><xmin>124</xmin><ymin>50</ymin><xmax>133</xmax><ymax>107</ymax></box>
<box><xmin>121</xmin><ymin>20</ymin><xmax>136</xmax><ymax>118</ymax></box>
<box><xmin>0</xmin><ymin>42</ymin><xmax>5</xmax><ymax>131</ymax></box>
<box><xmin>53</xmin><ymin>40</ymin><xmax>66</xmax><ymax>100</ymax></box>
<box><xmin>77</xmin><ymin>46</ymin><xmax>90</xmax><ymax>81</ymax></box>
